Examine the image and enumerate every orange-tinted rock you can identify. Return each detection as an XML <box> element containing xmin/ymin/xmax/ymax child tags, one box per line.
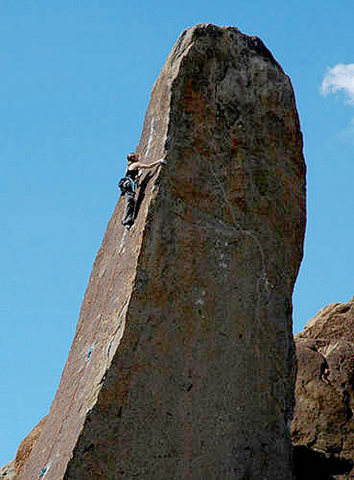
<box><xmin>292</xmin><ymin>298</ymin><xmax>354</xmax><ymax>479</ymax></box>
<box><xmin>14</xmin><ymin>416</ymin><xmax>47</xmax><ymax>476</ymax></box>
<box><xmin>19</xmin><ymin>24</ymin><xmax>305</xmax><ymax>479</ymax></box>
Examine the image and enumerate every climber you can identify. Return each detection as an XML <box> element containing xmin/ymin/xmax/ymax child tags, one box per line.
<box><xmin>119</xmin><ymin>152</ymin><xmax>165</xmax><ymax>229</ymax></box>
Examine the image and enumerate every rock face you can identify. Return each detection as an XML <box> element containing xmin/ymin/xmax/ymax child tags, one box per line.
<box><xmin>14</xmin><ymin>416</ymin><xmax>47</xmax><ymax>476</ymax></box>
<box><xmin>292</xmin><ymin>298</ymin><xmax>354</xmax><ymax>479</ymax></box>
<box><xmin>18</xmin><ymin>24</ymin><xmax>306</xmax><ymax>479</ymax></box>
<box><xmin>0</xmin><ymin>460</ymin><xmax>16</xmax><ymax>480</ymax></box>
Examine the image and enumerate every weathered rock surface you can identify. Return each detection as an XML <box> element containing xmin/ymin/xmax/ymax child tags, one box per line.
<box><xmin>14</xmin><ymin>416</ymin><xmax>47</xmax><ymax>476</ymax></box>
<box><xmin>292</xmin><ymin>298</ymin><xmax>354</xmax><ymax>479</ymax></box>
<box><xmin>0</xmin><ymin>460</ymin><xmax>16</xmax><ymax>480</ymax></box>
<box><xmin>19</xmin><ymin>24</ymin><xmax>305</xmax><ymax>479</ymax></box>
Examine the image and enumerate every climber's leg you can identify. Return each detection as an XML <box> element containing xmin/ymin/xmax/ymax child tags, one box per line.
<box><xmin>121</xmin><ymin>191</ymin><xmax>135</xmax><ymax>228</ymax></box>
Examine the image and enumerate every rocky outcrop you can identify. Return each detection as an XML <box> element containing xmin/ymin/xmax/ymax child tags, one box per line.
<box><xmin>0</xmin><ymin>460</ymin><xmax>16</xmax><ymax>480</ymax></box>
<box><xmin>14</xmin><ymin>416</ymin><xmax>47</xmax><ymax>476</ymax></box>
<box><xmin>18</xmin><ymin>24</ymin><xmax>305</xmax><ymax>479</ymax></box>
<box><xmin>292</xmin><ymin>298</ymin><xmax>354</xmax><ymax>479</ymax></box>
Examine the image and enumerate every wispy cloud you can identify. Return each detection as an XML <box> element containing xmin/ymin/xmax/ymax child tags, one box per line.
<box><xmin>320</xmin><ymin>64</ymin><xmax>354</xmax><ymax>104</ymax></box>
<box><xmin>336</xmin><ymin>117</ymin><xmax>354</xmax><ymax>144</ymax></box>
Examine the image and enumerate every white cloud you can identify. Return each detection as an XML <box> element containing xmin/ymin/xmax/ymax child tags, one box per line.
<box><xmin>320</xmin><ymin>64</ymin><xmax>354</xmax><ymax>104</ymax></box>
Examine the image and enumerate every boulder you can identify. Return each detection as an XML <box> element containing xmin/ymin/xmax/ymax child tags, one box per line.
<box><xmin>14</xmin><ymin>416</ymin><xmax>47</xmax><ymax>476</ymax></box>
<box><xmin>0</xmin><ymin>460</ymin><xmax>16</xmax><ymax>480</ymax></box>
<box><xmin>292</xmin><ymin>298</ymin><xmax>354</xmax><ymax>479</ymax></box>
<box><xmin>19</xmin><ymin>24</ymin><xmax>305</xmax><ymax>479</ymax></box>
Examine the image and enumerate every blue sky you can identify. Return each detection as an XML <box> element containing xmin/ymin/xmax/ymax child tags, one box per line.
<box><xmin>1</xmin><ymin>0</ymin><xmax>353</xmax><ymax>467</ymax></box>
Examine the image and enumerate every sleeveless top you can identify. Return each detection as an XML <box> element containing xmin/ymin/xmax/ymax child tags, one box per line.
<box><xmin>125</xmin><ymin>167</ymin><xmax>139</xmax><ymax>181</ymax></box>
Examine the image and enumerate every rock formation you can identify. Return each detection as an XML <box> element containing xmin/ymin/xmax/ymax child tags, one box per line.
<box><xmin>14</xmin><ymin>416</ymin><xmax>47</xmax><ymax>476</ymax></box>
<box><xmin>18</xmin><ymin>24</ymin><xmax>306</xmax><ymax>479</ymax></box>
<box><xmin>292</xmin><ymin>298</ymin><xmax>354</xmax><ymax>479</ymax></box>
<box><xmin>0</xmin><ymin>461</ymin><xmax>15</xmax><ymax>480</ymax></box>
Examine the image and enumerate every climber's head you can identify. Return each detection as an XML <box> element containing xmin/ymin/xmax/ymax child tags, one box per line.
<box><xmin>127</xmin><ymin>152</ymin><xmax>139</xmax><ymax>164</ymax></box>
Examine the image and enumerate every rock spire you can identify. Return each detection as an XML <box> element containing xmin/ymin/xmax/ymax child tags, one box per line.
<box><xmin>18</xmin><ymin>24</ymin><xmax>306</xmax><ymax>479</ymax></box>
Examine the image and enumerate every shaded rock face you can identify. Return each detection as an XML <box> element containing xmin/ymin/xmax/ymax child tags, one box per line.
<box><xmin>0</xmin><ymin>460</ymin><xmax>16</xmax><ymax>480</ymax></box>
<box><xmin>19</xmin><ymin>24</ymin><xmax>305</xmax><ymax>479</ymax></box>
<box><xmin>292</xmin><ymin>298</ymin><xmax>354</xmax><ymax>479</ymax></box>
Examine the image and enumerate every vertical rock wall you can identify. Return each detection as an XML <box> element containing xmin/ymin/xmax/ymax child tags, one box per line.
<box><xmin>19</xmin><ymin>24</ymin><xmax>306</xmax><ymax>479</ymax></box>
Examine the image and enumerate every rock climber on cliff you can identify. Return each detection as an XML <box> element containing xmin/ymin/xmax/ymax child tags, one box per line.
<box><xmin>119</xmin><ymin>152</ymin><xmax>165</xmax><ymax>229</ymax></box>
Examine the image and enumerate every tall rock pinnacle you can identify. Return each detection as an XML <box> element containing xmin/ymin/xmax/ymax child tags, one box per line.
<box><xmin>19</xmin><ymin>24</ymin><xmax>306</xmax><ymax>479</ymax></box>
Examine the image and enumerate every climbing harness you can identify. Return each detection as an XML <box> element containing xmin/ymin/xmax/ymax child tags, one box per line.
<box><xmin>118</xmin><ymin>176</ymin><xmax>134</xmax><ymax>194</ymax></box>
<box><xmin>118</xmin><ymin>166</ymin><xmax>141</xmax><ymax>195</ymax></box>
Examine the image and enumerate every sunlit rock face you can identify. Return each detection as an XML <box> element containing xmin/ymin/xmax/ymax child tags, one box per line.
<box><xmin>292</xmin><ymin>298</ymin><xmax>354</xmax><ymax>480</ymax></box>
<box><xmin>14</xmin><ymin>416</ymin><xmax>47</xmax><ymax>477</ymax></box>
<box><xmin>0</xmin><ymin>460</ymin><xmax>16</xmax><ymax>480</ymax></box>
<box><xmin>18</xmin><ymin>24</ymin><xmax>305</xmax><ymax>479</ymax></box>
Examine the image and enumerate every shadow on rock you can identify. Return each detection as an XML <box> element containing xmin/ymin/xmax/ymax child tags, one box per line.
<box><xmin>293</xmin><ymin>446</ymin><xmax>353</xmax><ymax>480</ymax></box>
<box><xmin>134</xmin><ymin>172</ymin><xmax>153</xmax><ymax>221</ymax></box>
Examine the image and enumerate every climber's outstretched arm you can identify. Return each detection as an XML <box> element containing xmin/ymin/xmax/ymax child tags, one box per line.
<box><xmin>129</xmin><ymin>158</ymin><xmax>165</xmax><ymax>170</ymax></box>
